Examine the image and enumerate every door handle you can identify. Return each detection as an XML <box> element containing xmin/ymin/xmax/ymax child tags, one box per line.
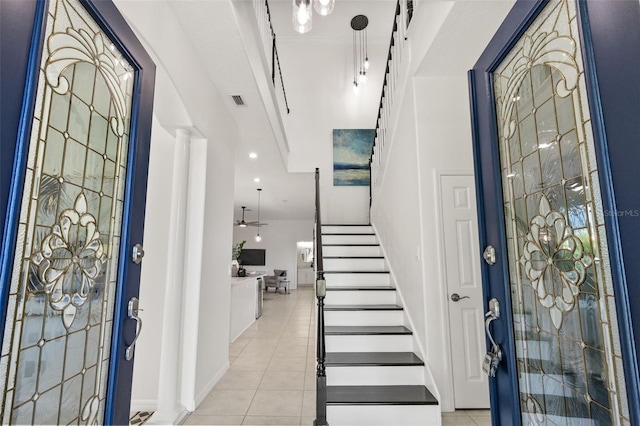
<box><xmin>125</xmin><ymin>297</ymin><xmax>143</xmax><ymax>361</ymax></box>
<box><xmin>482</xmin><ymin>298</ymin><xmax>502</xmax><ymax>377</ymax></box>
<box><xmin>450</xmin><ymin>293</ymin><xmax>470</xmax><ymax>302</ymax></box>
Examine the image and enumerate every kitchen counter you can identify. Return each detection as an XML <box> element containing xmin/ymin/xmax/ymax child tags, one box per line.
<box><xmin>230</xmin><ymin>274</ymin><xmax>264</xmax><ymax>342</ymax></box>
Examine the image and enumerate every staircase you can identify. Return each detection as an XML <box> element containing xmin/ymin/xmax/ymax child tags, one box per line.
<box><xmin>320</xmin><ymin>224</ymin><xmax>439</xmax><ymax>425</ymax></box>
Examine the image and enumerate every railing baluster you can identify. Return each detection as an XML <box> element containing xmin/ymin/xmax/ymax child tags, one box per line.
<box><xmin>314</xmin><ymin>168</ymin><xmax>328</xmax><ymax>426</ymax></box>
<box><xmin>369</xmin><ymin>0</ymin><xmax>406</xmax><ymax>207</ymax></box>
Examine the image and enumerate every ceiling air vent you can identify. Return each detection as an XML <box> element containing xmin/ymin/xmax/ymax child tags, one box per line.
<box><xmin>231</xmin><ymin>95</ymin><xmax>246</xmax><ymax>106</ymax></box>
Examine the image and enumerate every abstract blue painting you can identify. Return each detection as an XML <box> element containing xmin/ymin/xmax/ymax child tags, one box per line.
<box><xmin>333</xmin><ymin>129</ymin><xmax>375</xmax><ymax>186</ymax></box>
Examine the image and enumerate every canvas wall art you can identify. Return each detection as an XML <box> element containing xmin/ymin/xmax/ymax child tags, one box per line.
<box><xmin>333</xmin><ymin>129</ymin><xmax>375</xmax><ymax>186</ymax></box>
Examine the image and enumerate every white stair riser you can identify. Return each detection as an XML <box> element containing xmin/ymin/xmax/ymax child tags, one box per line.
<box><xmin>325</xmin><ymin>310</ymin><xmax>403</xmax><ymax>326</ymax></box>
<box><xmin>325</xmin><ymin>291</ymin><xmax>397</xmax><ymax>305</ymax></box>
<box><xmin>324</xmin><ymin>258</ymin><xmax>386</xmax><ymax>271</ymax></box>
<box><xmin>327</xmin><ymin>405</ymin><xmax>440</xmax><ymax>426</ymax></box>
<box><xmin>326</xmin><ymin>335</ymin><xmax>413</xmax><ymax>352</ymax></box>
<box><xmin>326</xmin><ymin>366</ymin><xmax>425</xmax><ymax>385</ymax></box>
<box><xmin>324</xmin><ymin>273</ymin><xmax>389</xmax><ymax>286</ymax></box>
<box><xmin>323</xmin><ymin>225</ymin><xmax>374</xmax><ymax>234</ymax></box>
<box><xmin>323</xmin><ymin>246</ymin><xmax>382</xmax><ymax>257</ymax></box>
<box><xmin>322</xmin><ymin>234</ymin><xmax>378</xmax><ymax>244</ymax></box>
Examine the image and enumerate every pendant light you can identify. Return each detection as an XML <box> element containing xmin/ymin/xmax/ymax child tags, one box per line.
<box><xmin>351</xmin><ymin>15</ymin><xmax>369</xmax><ymax>92</ymax></box>
<box><xmin>292</xmin><ymin>0</ymin><xmax>313</xmax><ymax>34</ymax></box>
<box><xmin>255</xmin><ymin>188</ymin><xmax>262</xmax><ymax>242</ymax></box>
<box><xmin>314</xmin><ymin>0</ymin><xmax>335</xmax><ymax>16</ymax></box>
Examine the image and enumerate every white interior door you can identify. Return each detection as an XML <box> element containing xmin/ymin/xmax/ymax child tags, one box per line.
<box><xmin>440</xmin><ymin>174</ymin><xmax>489</xmax><ymax>408</ymax></box>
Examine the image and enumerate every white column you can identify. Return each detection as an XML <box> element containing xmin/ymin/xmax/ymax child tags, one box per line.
<box><xmin>148</xmin><ymin>128</ymin><xmax>191</xmax><ymax>424</ymax></box>
<box><xmin>179</xmin><ymin>138</ymin><xmax>207</xmax><ymax>410</ymax></box>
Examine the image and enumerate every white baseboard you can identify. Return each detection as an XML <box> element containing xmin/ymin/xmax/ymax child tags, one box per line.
<box><xmin>195</xmin><ymin>361</ymin><xmax>230</xmax><ymax>408</ymax></box>
<box><xmin>130</xmin><ymin>399</ymin><xmax>157</xmax><ymax>412</ymax></box>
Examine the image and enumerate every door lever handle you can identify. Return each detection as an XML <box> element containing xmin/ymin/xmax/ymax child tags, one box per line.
<box><xmin>450</xmin><ymin>293</ymin><xmax>470</xmax><ymax>302</ymax></box>
<box><xmin>482</xmin><ymin>298</ymin><xmax>502</xmax><ymax>377</ymax></box>
<box><xmin>125</xmin><ymin>297</ymin><xmax>143</xmax><ymax>361</ymax></box>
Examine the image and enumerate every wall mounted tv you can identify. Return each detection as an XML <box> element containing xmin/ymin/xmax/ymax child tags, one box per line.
<box><xmin>239</xmin><ymin>249</ymin><xmax>266</xmax><ymax>266</ymax></box>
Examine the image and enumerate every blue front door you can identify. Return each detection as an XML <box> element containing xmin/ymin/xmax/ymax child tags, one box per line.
<box><xmin>0</xmin><ymin>0</ymin><xmax>155</xmax><ymax>424</ymax></box>
<box><xmin>469</xmin><ymin>0</ymin><xmax>640</xmax><ymax>424</ymax></box>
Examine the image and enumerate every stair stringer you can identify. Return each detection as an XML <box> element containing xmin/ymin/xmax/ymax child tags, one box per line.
<box><xmin>370</xmin><ymin>222</ymin><xmax>442</xmax><ymax>406</ymax></box>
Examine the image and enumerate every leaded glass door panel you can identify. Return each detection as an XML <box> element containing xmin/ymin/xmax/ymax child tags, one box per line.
<box><xmin>0</xmin><ymin>0</ymin><xmax>155</xmax><ymax>424</ymax></box>
<box><xmin>470</xmin><ymin>0</ymin><xmax>640</xmax><ymax>425</ymax></box>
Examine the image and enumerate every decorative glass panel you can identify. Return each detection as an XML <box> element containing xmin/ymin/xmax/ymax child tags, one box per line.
<box><xmin>493</xmin><ymin>0</ymin><xmax>630</xmax><ymax>424</ymax></box>
<box><xmin>1</xmin><ymin>0</ymin><xmax>135</xmax><ymax>424</ymax></box>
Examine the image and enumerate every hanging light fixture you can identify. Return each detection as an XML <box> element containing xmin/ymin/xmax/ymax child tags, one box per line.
<box><xmin>314</xmin><ymin>0</ymin><xmax>335</xmax><ymax>16</ymax></box>
<box><xmin>293</xmin><ymin>0</ymin><xmax>335</xmax><ymax>34</ymax></box>
<box><xmin>255</xmin><ymin>188</ymin><xmax>262</xmax><ymax>242</ymax></box>
<box><xmin>351</xmin><ymin>15</ymin><xmax>369</xmax><ymax>92</ymax></box>
<box><xmin>292</xmin><ymin>0</ymin><xmax>313</xmax><ymax>34</ymax></box>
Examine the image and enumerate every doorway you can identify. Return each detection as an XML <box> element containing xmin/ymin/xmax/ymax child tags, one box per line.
<box><xmin>439</xmin><ymin>173</ymin><xmax>489</xmax><ymax>409</ymax></box>
<box><xmin>296</xmin><ymin>241</ymin><xmax>314</xmax><ymax>286</ymax></box>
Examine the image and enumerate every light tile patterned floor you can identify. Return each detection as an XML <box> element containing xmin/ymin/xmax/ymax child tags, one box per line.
<box><xmin>183</xmin><ymin>287</ymin><xmax>317</xmax><ymax>426</ymax></box>
<box><xmin>182</xmin><ymin>286</ymin><xmax>492</xmax><ymax>426</ymax></box>
<box><xmin>442</xmin><ymin>409</ymin><xmax>492</xmax><ymax>426</ymax></box>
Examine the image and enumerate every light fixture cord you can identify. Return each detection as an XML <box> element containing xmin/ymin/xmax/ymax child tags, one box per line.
<box><xmin>353</xmin><ymin>28</ymin><xmax>357</xmax><ymax>84</ymax></box>
<box><xmin>257</xmin><ymin>189</ymin><xmax>261</xmax><ymax>235</ymax></box>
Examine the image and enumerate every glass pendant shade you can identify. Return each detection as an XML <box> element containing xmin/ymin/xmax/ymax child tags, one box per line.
<box><xmin>314</xmin><ymin>0</ymin><xmax>334</xmax><ymax>16</ymax></box>
<box><xmin>293</xmin><ymin>0</ymin><xmax>313</xmax><ymax>34</ymax></box>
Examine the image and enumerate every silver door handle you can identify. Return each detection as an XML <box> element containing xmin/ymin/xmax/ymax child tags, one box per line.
<box><xmin>450</xmin><ymin>293</ymin><xmax>470</xmax><ymax>302</ymax></box>
<box><xmin>125</xmin><ymin>297</ymin><xmax>143</xmax><ymax>361</ymax></box>
<box><xmin>482</xmin><ymin>298</ymin><xmax>502</xmax><ymax>377</ymax></box>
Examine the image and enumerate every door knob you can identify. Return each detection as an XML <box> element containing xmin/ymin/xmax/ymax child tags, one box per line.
<box><xmin>450</xmin><ymin>293</ymin><xmax>470</xmax><ymax>302</ymax></box>
<box><xmin>132</xmin><ymin>243</ymin><xmax>145</xmax><ymax>264</ymax></box>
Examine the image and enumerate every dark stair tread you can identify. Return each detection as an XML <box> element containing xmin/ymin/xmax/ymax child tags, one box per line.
<box><xmin>326</xmin><ymin>286</ymin><xmax>395</xmax><ymax>291</ymax></box>
<box><xmin>326</xmin><ymin>352</ymin><xmax>424</xmax><ymax>366</ymax></box>
<box><xmin>325</xmin><ymin>326</ymin><xmax>412</xmax><ymax>335</ymax></box>
<box><xmin>325</xmin><ymin>304</ymin><xmax>402</xmax><ymax>311</ymax></box>
<box><xmin>327</xmin><ymin>385</ymin><xmax>438</xmax><ymax>405</ymax></box>
<box><xmin>323</xmin><ymin>270</ymin><xmax>389</xmax><ymax>274</ymax></box>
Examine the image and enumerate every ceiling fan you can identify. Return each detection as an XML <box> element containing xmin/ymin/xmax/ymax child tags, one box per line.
<box><xmin>234</xmin><ymin>206</ymin><xmax>268</xmax><ymax>227</ymax></box>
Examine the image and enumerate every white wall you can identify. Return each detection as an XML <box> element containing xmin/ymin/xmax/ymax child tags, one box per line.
<box><xmin>117</xmin><ymin>0</ymin><xmax>239</xmax><ymax>420</ymax></box>
<box><xmin>130</xmin><ymin>119</ymin><xmax>174</xmax><ymax>409</ymax></box>
<box><xmin>371</xmin><ymin>76</ymin><xmax>478</xmax><ymax>413</ymax></box>
<box><xmin>233</xmin><ymin>219</ymin><xmax>314</xmax><ymax>289</ymax></box>
<box><xmin>280</xmin><ymin>42</ymin><xmax>385</xmax><ymax>224</ymax></box>
<box><xmin>369</xmin><ymin>0</ymin><xmax>512</xmax><ymax>411</ymax></box>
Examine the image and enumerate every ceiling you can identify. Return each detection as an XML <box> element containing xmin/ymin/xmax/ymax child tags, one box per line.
<box><xmin>168</xmin><ymin>0</ymin><xmax>397</xmax><ymax>225</ymax></box>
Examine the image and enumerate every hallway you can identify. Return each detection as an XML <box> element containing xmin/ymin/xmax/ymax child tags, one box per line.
<box><xmin>184</xmin><ymin>287</ymin><xmax>317</xmax><ymax>425</ymax></box>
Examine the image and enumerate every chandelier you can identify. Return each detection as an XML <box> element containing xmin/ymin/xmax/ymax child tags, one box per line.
<box><xmin>351</xmin><ymin>15</ymin><xmax>369</xmax><ymax>92</ymax></box>
<box><xmin>292</xmin><ymin>0</ymin><xmax>336</xmax><ymax>34</ymax></box>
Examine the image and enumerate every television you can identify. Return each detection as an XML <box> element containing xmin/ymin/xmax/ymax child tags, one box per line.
<box><xmin>239</xmin><ymin>249</ymin><xmax>266</xmax><ymax>266</ymax></box>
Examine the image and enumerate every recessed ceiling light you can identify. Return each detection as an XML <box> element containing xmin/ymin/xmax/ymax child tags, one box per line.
<box><xmin>254</xmin><ymin>178</ymin><xmax>260</xmax><ymax>183</ymax></box>
<box><xmin>249</xmin><ymin>152</ymin><xmax>258</xmax><ymax>159</ymax></box>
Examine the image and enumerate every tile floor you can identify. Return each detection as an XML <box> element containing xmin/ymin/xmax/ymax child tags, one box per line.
<box><xmin>182</xmin><ymin>287</ymin><xmax>491</xmax><ymax>426</ymax></box>
<box><xmin>183</xmin><ymin>287</ymin><xmax>317</xmax><ymax>426</ymax></box>
<box><xmin>442</xmin><ymin>410</ymin><xmax>491</xmax><ymax>426</ymax></box>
